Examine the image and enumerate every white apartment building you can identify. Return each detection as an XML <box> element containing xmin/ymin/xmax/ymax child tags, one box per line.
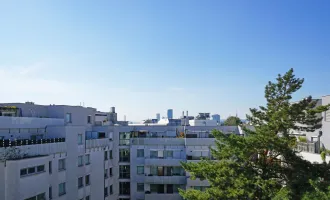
<box><xmin>0</xmin><ymin>103</ymin><xmax>118</xmax><ymax>200</ymax></box>
<box><xmin>0</xmin><ymin>100</ymin><xmax>329</xmax><ymax>200</ymax></box>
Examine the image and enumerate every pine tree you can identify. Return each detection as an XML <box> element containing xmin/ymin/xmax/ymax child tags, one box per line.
<box><xmin>223</xmin><ymin>116</ymin><xmax>242</xmax><ymax>126</ymax></box>
<box><xmin>180</xmin><ymin>69</ymin><xmax>330</xmax><ymax>200</ymax></box>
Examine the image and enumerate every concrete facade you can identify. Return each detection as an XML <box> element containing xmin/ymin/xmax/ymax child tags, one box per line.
<box><xmin>0</xmin><ymin>101</ymin><xmax>328</xmax><ymax>200</ymax></box>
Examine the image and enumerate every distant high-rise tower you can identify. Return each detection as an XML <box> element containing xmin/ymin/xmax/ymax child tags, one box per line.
<box><xmin>167</xmin><ymin>109</ymin><xmax>173</xmax><ymax>119</ymax></box>
<box><xmin>212</xmin><ymin>114</ymin><xmax>221</xmax><ymax>123</ymax></box>
<box><xmin>156</xmin><ymin>113</ymin><xmax>160</xmax><ymax>121</ymax></box>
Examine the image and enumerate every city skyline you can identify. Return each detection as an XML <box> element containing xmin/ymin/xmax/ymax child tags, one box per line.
<box><xmin>1</xmin><ymin>1</ymin><xmax>330</xmax><ymax>121</ymax></box>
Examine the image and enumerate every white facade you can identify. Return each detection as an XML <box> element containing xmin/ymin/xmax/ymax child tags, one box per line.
<box><xmin>189</xmin><ymin>119</ymin><xmax>218</xmax><ymax>126</ymax></box>
<box><xmin>1</xmin><ymin>101</ymin><xmax>328</xmax><ymax>200</ymax></box>
<box><xmin>0</xmin><ymin>103</ymin><xmax>118</xmax><ymax>200</ymax></box>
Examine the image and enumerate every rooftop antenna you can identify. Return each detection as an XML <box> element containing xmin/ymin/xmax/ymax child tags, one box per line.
<box><xmin>124</xmin><ymin>115</ymin><xmax>126</xmax><ymax>121</ymax></box>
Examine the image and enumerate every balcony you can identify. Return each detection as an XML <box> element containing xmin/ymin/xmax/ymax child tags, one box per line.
<box><xmin>0</xmin><ymin>138</ymin><xmax>65</xmax><ymax>148</ymax></box>
<box><xmin>295</xmin><ymin>142</ymin><xmax>319</xmax><ymax>153</ymax></box>
<box><xmin>131</xmin><ymin>138</ymin><xmax>185</xmax><ymax>145</ymax></box>
<box><xmin>0</xmin><ymin>142</ymin><xmax>66</xmax><ymax>159</ymax></box>
<box><xmin>185</xmin><ymin>138</ymin><xmax>215</xmax><ymax>146</ymax></box>
<box><xmin>145</xmin><ymin>158</ymin><xmax>185</xmax><ymax>166</ymax></box>
<box><xmin>145</xmin><ymin>193</ymin><xmax>183</xmax><ymax>200</ymax></box>
<box><xmin>186</xmin><ymin>155</ymin><xmax>212</xmax><ymax>161</ymax></box>
<box><xmin>86</xmin><ymin>138</ymin><xmax>112</xmax><ymax>149</ymax></box>
<box><xmin>186</xmin><ymin>177</ymin><xmax>210</xmax><ymax>187</ymax></box>
<box><xmin>144</xmin><ymin>175</ymin><xmax>186</xmax><ymax>184</ymax></box>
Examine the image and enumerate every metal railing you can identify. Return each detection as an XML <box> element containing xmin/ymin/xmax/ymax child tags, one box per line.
<box><xmin>0</xmin><ymin>138</ymin><xmax>65</xmax><ymax>147</ymax></box>
<box><xmin>295</xmin><ymin>142</ymin><xmax>319</xmax><ymax>153</ymax></box>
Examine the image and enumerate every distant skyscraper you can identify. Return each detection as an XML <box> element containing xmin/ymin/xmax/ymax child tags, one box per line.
<box><xmin>156</xmin><ymin>113</ymin><xmax>160</xmax><ymax>121</ymax></box>
<box><xmin>167</xmin><ymin>109</ymin><xmax>173</xmax><ymax>119</ymax></box>
<box><xmin>212</xmin><ymin>114</ymin><xmax>221</xmax><ymax>123</ymax></box>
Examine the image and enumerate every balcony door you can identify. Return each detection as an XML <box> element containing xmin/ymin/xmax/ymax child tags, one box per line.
<box><xmin>157</xmin><ymin>167</ymin><xmax>164</xmax><ymax>176</ymax></box>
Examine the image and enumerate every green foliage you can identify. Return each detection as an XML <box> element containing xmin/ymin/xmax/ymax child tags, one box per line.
<box><xmin>320</xmin><ymin>148</ymin><xmax>330</xmax><ymax>162</ymax></box>
<box><xmin>180</xmin><ymin>69</ymin><xmax>330</xmax><ymax>200</ymax></box>
<box><xmin>223</xmin><ymin>116</ymin><xmax>242</xmax><ymax>126</ymax></box>
<box><xmin>302</xmin><ymin>179</ymin><xmax>330</xmax><ymax>200</ymax></box>
<box><xmin>298</xmin><ymin>136</ymin><xmax>307</xmax><ymax>143</ymax></box>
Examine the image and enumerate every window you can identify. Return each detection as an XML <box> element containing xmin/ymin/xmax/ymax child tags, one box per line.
<box><xmin>98</xmin><ymin>132</ymin><xmax>106</xmax><ymax>138</ymax></box>
<box><xmin>104</xmin><ymin>187</ymin><xmax>108</xmax><ymax>197</ymax></box>
<box><xmin>158</xmin><ymin>150</ymin><xmax>164</xmax><ymax>158</ymax></box>
<box><xmin>59</xmin><ymin>182</ymin><xmax>66</xmax><ymax>196</ymax></box>
<box><xmin>174</xmin><ymin>184</ymin><xmax>184</xmax><ymax>193</ymax></box>
<box><xmin>78</xmin><ymin>177</ymin><xmax>83</xmax><ymax>188</ymax></box>
<box><xmin>24</xmin><ymin>193</ymin><xmax>46</xmax><ymax>200</ymax></box>
<box><xmin>119</xmin><ymin>182</ymin><xmax>130</xmax><ymax>195</ymax></box>
<box><xmin>65</xmin><ymin>113</ymin><xmax>72</xmax><ymax>123</ymax></box>
<box><xmin>109</xmin><ymin>168</ymin><xmax>113</xmax><ymax>176</ymax></box>
<box><xmin>137</xmin><ymin>166</ymin><xmax>144</xmax><ymax>175</ymax></box>
<box><xmin>20</xmin><ymin>168</ymin><xmax>27</xmax><ymax>176</ymax></box>
<box><xmin>152</xmin><ymin>184</ymin><xmax>164</xmax><ymax>193</ymax></box>
<box><xmin>119</xmin><ymin>149</ymin><xmax>130</xmax><ymax>162</ymax></box>
<box><xmin>119</xmin><ymin>165</ymin><xmax>130</xmax><ymax>179</ymax></box>
<box><xmin>85</xmin><ymin>196</ymin><xmax>90</xmax><ymax>200</ymax></box>
<box><xmin>85</xmin><ymin>175</ymin><xmax>90</xmax><ymax>185</ymax></box>
<box><xmin>150</xmin><ymin>166</ymin><xmax>158</xmax><ymax>176</ymax></box>
<box><xmin>119</xmin><ymin>132</ymin><xmax>130</xmax><ymax>145</ymax></box>
<box><xmin>110</xmin><ymin>185</ymin><xmax>113</xmax><ymax>194</ymax></box>
<box><xmin>78</xmin><ymin>134</ymin><xmax>83</xmax><ymax>145</ymax></box>
<box><xmin>87</xmin><ymin>115</ymin><xmax>91</xmax><ymax>124</ymax></box>
<box><xmin>173</xmin><ymin>167</ymin><xmax>184</xmax><ymax>176</ymax></box>
<box><xmin>37</xmin><ymin>165</ymin><xmax>45</xmax><ymax>172</ymax></box>
<box><xmin>326</xmin><ymin>110</ymin><xmax>330</xmax><ymax>121</ymax></box>
<box><xmin>20</xmin><ymin>165</ymin><xmax>46</xmax><ymax>177</ymax></box>
<box><xmin>28</xmin><ymin>167</ymin><xmax>36</xmax><ymax>174</ymax></box>
<box><xmin>165</xmin><ymin>150</ymin><xmax>173</xmax><ymax>158</ymax></box>
<box><xmin>167</xmin><ymin>184</ymin><xmax>174</xmax><ymax>193</ymax></box>
<box><xmin>85</xmin><ymin>154</ymin><xmax>90</xmax><ymax>165</ymax></box>
<box><xmin>104</xmin><ymin>151</ymin><xmax>108</xmax><ymax>160</ymax></box>
<box><xmin>104</xmin><ymin>169</ymin><xmax>108</xmax><ymax>178</ymax></box>
<box><xmin>150</xmin><ymin>151</ymin><xmax>158</xmax><ymax>158</ymax></box>
<box><xmin>78</xmin><ymin>156</ymin><xmax>84</xmax><ymax>167</ymax></box>
<box><xmin>109</xmin><ymin>150</ymin><xmax>113</xmax><ymax>159</ymax></box>
<box><xmin>137</xmin><ymin>149</ymin><xmax>144</xmax><ymax>157</ymax></box>
<box><xmin>58</xmin><ymin>159</ymin><xmax>66</xmax><ymax>171</ymax></box>
<box><xmin>49</xmin><ymin>186</ymin><xmax>52</xmax><ymax>199</ymax></box>
<box><xmin>49</xmin><ymin>161</ymin><xmax>52</xmax><ymax>174</ymax></box>
<box><xmin>137</xmin><ymin>183</ymin><xmax>144</xmax><ymax>192</ymax></box>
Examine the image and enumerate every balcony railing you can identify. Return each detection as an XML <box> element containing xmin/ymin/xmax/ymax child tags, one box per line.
<box><xmin>186</xmin><ymin>155</ymin><xmax>211</xmax><ymax>160</ymax></box>
<box><xmin>145</xmin><ymin>193</ymin><xmax>183</xmax><ymax>200</ymax></box>
<box><xmin>145</xmin><ymin>158</ymin><xmax>185</xmax><ymax>166</ymax></box>
<box><xmin>144</xmin><ymin>175</ymin><xmax>186</xmax><ymax>184</ymax></box>
<box><xmin>131</xmin><ymin>138</ymin><xmax>185</xmax><ymax>145</ymax></box>
<box><xmin>295</xmin><ymin>142</ymin><xmax>319</xmax><ymax>153</ymax></box>
<box><xmin>85</xmin><ymin>138</ymin><xmax>111</xmax><ymax>149</ymax></box>
<box><xmin>0</xmin><ymin>138</ymin><xmax>65</xmax><ymax>147</ymax></box>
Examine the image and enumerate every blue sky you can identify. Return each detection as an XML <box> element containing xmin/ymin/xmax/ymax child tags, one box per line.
<box><xmin>0</xmin><ymin>1</ymin><xmax>329</xmax><ymax>121</ymax></box>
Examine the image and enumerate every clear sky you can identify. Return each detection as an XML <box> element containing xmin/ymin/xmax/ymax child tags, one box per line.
<box><xmin>0</xmin><ymin>1</ymin><xmax>329</xmax><ymax>121</ymax></box>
